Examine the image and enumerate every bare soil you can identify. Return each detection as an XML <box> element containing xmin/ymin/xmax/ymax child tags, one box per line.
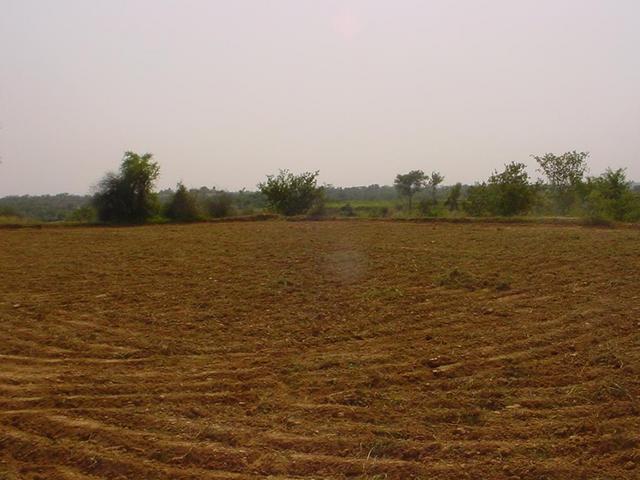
<box><xmin>1</xmin><ymin>221</ymin><xmax>639</xmax><ymax>479</ymax></box>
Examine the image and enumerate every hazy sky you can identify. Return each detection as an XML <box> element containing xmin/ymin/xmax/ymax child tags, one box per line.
<box><xmin>1</xmin><ymin>0</ymin><xmax>639</xmax><ymax>195</ymax></box>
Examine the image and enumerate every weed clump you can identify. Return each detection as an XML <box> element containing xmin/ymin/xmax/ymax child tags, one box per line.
<box><xmin>437</xmin><ymin>268</ymin><xmax>479</xmax><ymax>290</ymax></box>
<box><xmin>437</xmin><ymin>268</ymin><xmax>511</xmax><ymax>291</ymax></box>
<box><xmin>339</xmin><ymin>203</ymin><xmax>355</xmax><ymax>217</ymax></box>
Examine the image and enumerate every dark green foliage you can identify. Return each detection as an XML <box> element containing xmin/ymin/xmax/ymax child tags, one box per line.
<box><xmin>533</xmin><ymin>151</ymin><xmax>588</xmax><ymax>214</ymax></box>
<box><xmin>159</xmin><ymin>187</ymin><xmax>261</xmax><ymax>217</ymax></box>
<box><xmin>93</xmin><ymin>152</ymin><xmax>160</xmax><ymax>223</ymax></box>
<box><xmin>463</xmin><ymin>163</ymin><xmax>536</xmax><ymax>217</ymax></box>
<box><xmin>428</xmin><ymin>171</ymin><xmax>445</xmax><ymax>203</ymax></box>
<box><xmin>258</xmin><ymin>170</ymin><xmax>323</xmax><ymax>216</ymax></box>
<box><xmin>487</xmin><ymin>162</ymin><xmax>536</xmax><ymax>216</ymax></box>
<box><xmin>373</xmin><ymin>206</ymin><xmax>390</xmax><ymax>218</ymax></box>
<box><xmin>463</xmin><ymin>183</ymin><xmax>493</xmax><ymax>216</ymax></box>
<box><xmin>207</xmin><ymin>191</ymin><xmax>234</xmax><ymax>218</ymax></box>
<box><xmin>165</xmin><ymin>183</ymin><xmax>200</xmax><ymax>222</ymax></box>
<box><xmin>3</xmin><ymin>149</ymin><xmax>639</xmax><ymax>224</ymax></box>
<box><xmin>584</xmin><ymin>168</ymin><xmax>636</xmax><ymax>221</ymax></box>
<box><xmin>394</xmin><ymin>170</ymin><xmax>426</xmax><ymax>211</ymax></box>
<box><xmin>445</xmin><ymin>183</ymin><xmax>463</xmax><ymax>211</ymax></box>
<box><xmin>582</xmin><ymin>191</ymin><xmax>614</xmax><ymax>226</ymax></box>
<box><xmin>0</xmin><ymin>205</ymin><xmax>21</xmax><ymax>217</ymax></box>
<box><xmin>339</xmin><ymin>203</ymin><xmax>355</xmax><ymax>217</ymax></box>
<box><xmin>418</xmin><ymin>197</ymin><xmax>436</xmax><ymax>216</ymax></box>
<box><xmin>629</xmin><ymin>193</ymin><xmax>640</xmax><ymax>222</ymax></box>
<box><xmin>67</xmin><ymin>205</ymin><xmax>97</xmax><ymax>223</ymax></box>
<box><xmin>306</xmin><ymin>195</ymin><xmax>326</xmax><ymax>218</ymax></box>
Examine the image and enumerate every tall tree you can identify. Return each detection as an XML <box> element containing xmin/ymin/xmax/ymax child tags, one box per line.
<box><xmin>394</xmin><ymin>170</ymin><xmax>426</xmax><ymax>211</ymax></box>
<box><xmin>428</xmin><ymin>171</ymin><xmax>445</xmax><ymax>203</ymax></box>
<box><xmin>445</xmin><ymin>183</ymin><xmax>462</xmax><ymax>211</ymax></box>
<box><xmin>532</xmin><ymin>151</ymin><xmax>589</xmax><ymax>214</ymax></box>
<box><xmin>93</xmin><ymin>151</ymin><xmax>160</xmax><ymax>223</ymax></box>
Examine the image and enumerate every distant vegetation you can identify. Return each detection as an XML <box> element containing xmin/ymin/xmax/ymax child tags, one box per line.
<box><xmin>164</xmin><ymin>182</ymin><xmax>201</xmax><ymax>222</ymax></box>
<box><xmin>258</xmin><ymin>170</ymin><xmax>323</xmax><ymax>216</ymax></box>
<box><xmin>0</xmin><ymin>193</ymin><xmax>89</xmax><ymax>221</ymax></box>
<box><xmin>464</xmin><ymin>162</ymin><xmax>537</xmax><ymax>217</ymax></box>
<box><xmin>93</xmin><ymin>152</ymin><xmax>161</xmax><ymax>223</ymax></box>
<box><xmin>1</xmin><ymin>150</ymin><xmax>639</xmax><ymax>224</ymax></box>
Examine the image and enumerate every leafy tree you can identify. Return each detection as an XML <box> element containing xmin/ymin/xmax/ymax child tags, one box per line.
<box><xmin>258</xmin><ymin>170</ymin><xmax>323</xmax><ymax>216</ymax></box>
<box><xmin>427</xmin><ymin>171</ymin><xmax>445</xmax><ymax>203</ymax></box>
<box><xmin>487</xmin><ymin>162</ymin><xmax>536</xmax><ymax>216</ymax></box>
<box><xmin>93</xmin><ymin>151</ymin><xmax>160</xmax><ymax>223</ymax></box>
<box><xmin>532</xmin><ymin>151</ymin><xmax>588</xmax><ymax>213</ymax></box>
<box><xmin>463</xmin><ymin>183</ymin><xmax>492</xmax><ymax>216</ymax></box>
<box><xmin>463</xmin><ymin>164</ymin><xmax>535</xmax><ymax>217</ymax></box>
<box><xmin>585</xmin><ymin>168</ymin><xmax>635</xmax><ymax>221</ymax></box>
<box><xmin>445</xmin><ymin>183</ymin><xmax>463</xmax><ymax>211</ymax></box>
<box><xmin>394</xmin><ymin>170</ymin><xmax>426</xmax><ymax>211</ymax></box>
<box><xmin>165</xmin><ymin>182</ymin><xmax>200</xmax><ymax>222</ymax></box>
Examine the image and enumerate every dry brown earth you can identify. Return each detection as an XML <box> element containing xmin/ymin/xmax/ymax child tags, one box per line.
<box><xmin>0</xmin><ymin>221</ymin><xmax>639</xmax><ymax>479</ymax></box>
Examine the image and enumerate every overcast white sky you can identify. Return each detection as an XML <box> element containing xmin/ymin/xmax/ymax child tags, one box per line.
<box><xmin>1</xmin><ymin>0</ymin><xmax>639</xmax><ymax>195</ymax></box>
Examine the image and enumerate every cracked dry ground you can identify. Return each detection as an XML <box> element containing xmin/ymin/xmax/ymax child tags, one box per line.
<box><xmin>0</xmin><ymin>221</ymin><xmax>639</xmax><ymax>480</ymax></box>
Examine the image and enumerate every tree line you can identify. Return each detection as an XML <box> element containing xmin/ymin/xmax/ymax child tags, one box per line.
<box><xmin>1</xmin><ymin>150</ymin><xmax>638</xmax><ymax>224</ymax></box>
<box><xmin>392</xmin><ymin>153</ymin><xmax>640</xmax><ymax>223</ymax></box>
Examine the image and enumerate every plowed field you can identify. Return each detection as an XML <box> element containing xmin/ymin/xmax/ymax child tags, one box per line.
<box><xmin>1</xmin><ymin>221</ymin><xmax>639</xmax><ymax>479</ymax></box>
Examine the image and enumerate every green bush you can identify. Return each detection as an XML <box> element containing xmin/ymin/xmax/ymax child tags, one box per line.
<box><xmin>258</xmin><ymin>170</ymin><xmax>323</xmax><ymax>216</ymax></box>
<box><xmin>339</xmin><ymin>203</ymin><xmax>355</xmax><ymax>217</ymax></box>
<box><xmin>306</xmin><ymin>195</ymin><xmax>326</xmax><ymax>219</ymax></box>
<box><xmin>583</xmin><ymin>168</ymin><xmax>636</xmax><ymax>222</ymax></box>
<box><xmin>625</xmin><ymin>194</ymin><xmax>640</xmax><ymax>222</ymax></box>
<box><xmin>462</xmin><ymin>164</ymin><xmax>536</xmax><ymax>217</ymax></box>
<box><xmin>488</xmin><ymin>162</ymin><xmax>536</xmax><ymax>216</ymax></box>
<box><xmin>463</xmin><ymin>183</ymin><xmax>492</xmax><ymax>216</ymax></box>
<box><xmin>165</xmin><ymin>183</ymin><xmax>201</xmax><ymax>222</ymax></box>
<box><xmin>583</xmin><ymin>190</ymin><xmax>613</xmax><ymax>226</ymax></box>
<box><xmin>418</xmin><ymin>198</ymin><xmax>436</xmax><ymax>216</ymax></box>
<box><xmin>445</xmin><ymin>183</ymin><xmax>462</xmax><ymax>211</ymax></box>
<box><xmin>67</xmin><ymin>205</ymin><xmax>97</xmax><ymax>223</ymax></box>
<box><xmin>207</xmin><ymin>192</ymin><xmax>234</xmax><ymax>218</ymax></box>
